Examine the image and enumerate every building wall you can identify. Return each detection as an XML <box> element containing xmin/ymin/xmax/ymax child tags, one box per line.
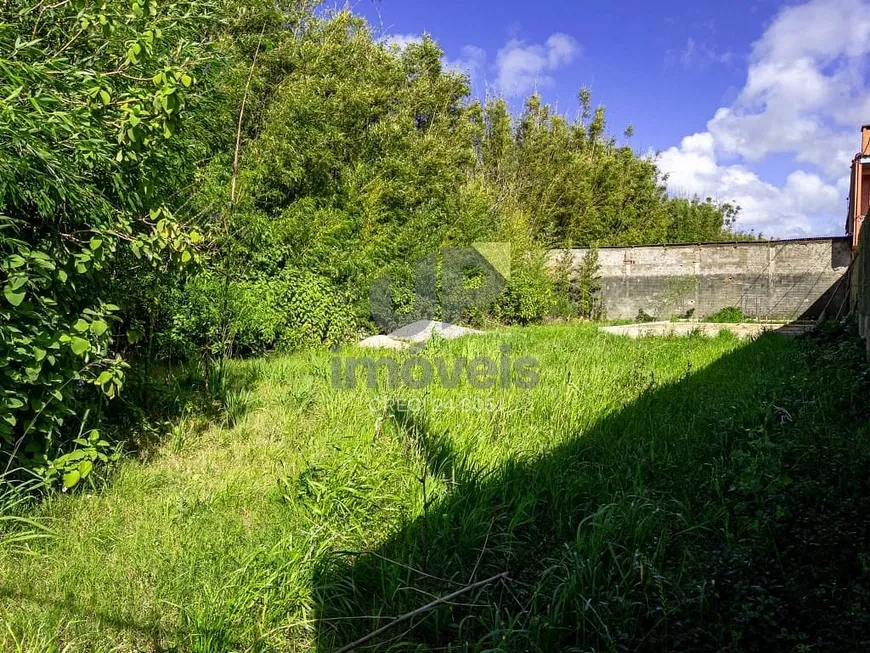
<box><xmin>548</xmin><ymin>238</ymin><xmax>852</xmax><ymax>321</ymax></box>
<box><xmin>852</xmin><ymin>224</ymin><xmax>870</xmax><ymax>355</ymax></box>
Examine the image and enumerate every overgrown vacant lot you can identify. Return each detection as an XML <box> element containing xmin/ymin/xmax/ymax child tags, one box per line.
<box><xmin>2</xmin><ymin>325</ymin><xmax>869</xmax><ymax>652</ymax></box>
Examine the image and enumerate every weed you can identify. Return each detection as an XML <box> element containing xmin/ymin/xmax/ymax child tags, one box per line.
<box><xmin>705</xmin><ymin>305</ymin><xmax>750</xmax><ymax>323</ymax></box>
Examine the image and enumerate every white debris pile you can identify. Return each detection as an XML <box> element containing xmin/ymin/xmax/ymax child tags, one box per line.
<box><xmin>358</xmin><ymin>320</ymin><xmax>483</xmax><ymax>350</ymax></box>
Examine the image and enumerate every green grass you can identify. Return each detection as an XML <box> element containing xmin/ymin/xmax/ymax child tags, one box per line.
<box><xmin>1</xmin><ymin>324</ymin><xmax>869</xmax><ymax>652</ymax></box>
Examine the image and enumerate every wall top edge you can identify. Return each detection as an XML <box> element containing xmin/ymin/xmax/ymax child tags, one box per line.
<box><xmin>550</xmin><ymin>236</ymin><xmax>850</xmax><ymax>252</ymax></box>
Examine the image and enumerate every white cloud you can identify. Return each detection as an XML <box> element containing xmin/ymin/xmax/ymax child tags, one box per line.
<box><xmin>444</xmin><ymin>45</ymin><xmax>486</xmax><ymax>78</ymax></box>
<box><xmin>659</xmin><ymin>0</ymin><xmax>870</xmax><ymax>237</ymax></box>
<box><xmin>659</xmin><ymin>133</ymin><xmax>847</xmax><ymax>237</ymax></box>
<box><xmin>382</xmin><ymin>33</ymin><xmax>580</xmax><ymax>95</ymax></box>
<box><xmin>381</xmin><ymin>33</ymin><xmax>423</xmax><ymax>51</ymax></box>
<box><xmin>495</xmin><ymin>33</ymin><xmax>580</xmax><ymax>96</ymax></box>
<box><xmin>667</xmin><ymin>37</ymin><xmax>733</xmax><ymax>70</ymax></box>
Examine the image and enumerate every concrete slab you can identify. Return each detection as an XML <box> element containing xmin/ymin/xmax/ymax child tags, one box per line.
<box><xmin>599</xmin><ymin>321</ymin><xmax>814</xmax><ymax>339</ymax></box>
<box><xmin>357</xmin><ymin>321</ymin><xmax>484</xmax><ymax>350</ymax></box>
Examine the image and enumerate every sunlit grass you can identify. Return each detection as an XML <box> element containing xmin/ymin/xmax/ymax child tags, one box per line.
<box><xmin>1</xmin><ymin>324</ymin><xmax>867</xmax><ymax>651</ymax></box>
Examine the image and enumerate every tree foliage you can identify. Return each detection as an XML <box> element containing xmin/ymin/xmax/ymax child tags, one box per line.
<box><xmin>472</xmin><ymin>93</ymin><xmax>741</xmax><ymax>247</ymax></box>
<box><xmin>171</xmin><ymin>12</ymin><xmax>500</xmax><ymax>351</ymax></box>
<box><xmin>0</xmin><ymin>0</ymin><xmax>216</xmax><ymax>480</ymax></box>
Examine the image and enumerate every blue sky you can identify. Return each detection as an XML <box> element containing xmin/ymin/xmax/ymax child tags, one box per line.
<box><xmin>353</xmin><ymin>0</ymin><xmax>870</xmax><ymax>238</ymax></box>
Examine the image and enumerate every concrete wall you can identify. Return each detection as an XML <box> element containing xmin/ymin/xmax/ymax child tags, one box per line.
<box><xmin>549</xmin><ymin>237</ymin><xmax>852</xmax><ymax>321</ymax></box>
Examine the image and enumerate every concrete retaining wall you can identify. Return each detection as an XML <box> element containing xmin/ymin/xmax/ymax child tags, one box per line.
<box><xmin>549</xmin><ymin>237</ymin><xmax>852</xmax><ymax>321</ymax></box>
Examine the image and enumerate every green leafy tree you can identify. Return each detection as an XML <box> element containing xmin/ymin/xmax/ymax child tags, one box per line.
<box><xmin>1</xmin><ymin>0</ymin><xmax>751</xmax><ymax>485</ymax></box>
<box><xmin>473</xmin><ymin>89</ymin><xmax>743</xmax><ymax>248</ymax></box>
<box><xmin>174</xmin><ymin>11</ymin><xmax>494</xmax><ymax>352</ymax></box>
<box><xmin>0</xmin><ymin>0</ymin><xmax>216</xmax><ymax>481</ymax></box>
<box><xmin>665</xmin><ymin>196</ymin><xmax>745</xmax><ymax>243</ymax></box>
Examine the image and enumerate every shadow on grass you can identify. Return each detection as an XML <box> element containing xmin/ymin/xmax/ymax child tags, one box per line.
<box><xmin>106</xmin><ymin>357</ymin><xmax>264</xmax><ymax>456</ymax></box>
<box><xmin>0</xmin><ymin>586</ymin><xmax>179</xmax><ymax>648</ymax></box>
<box><xmin>313</xmin><ymin>330</ymin><xmax>870</xmax><ymax>652</ymax></box>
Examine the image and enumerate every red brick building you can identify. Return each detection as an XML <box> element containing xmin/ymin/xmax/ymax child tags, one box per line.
<box><xmin>847</xmin><ymin>125</ymin><xmax>870</xmax><ymax>251</ymax></box>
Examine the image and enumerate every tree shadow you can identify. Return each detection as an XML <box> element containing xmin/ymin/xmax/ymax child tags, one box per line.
<box><xmin>106</xmin><ymin>357</ymin><xmax>264</xmax><ymax>456</ymax></box>
<box><xmin>313</xmin><ymin>331</ymin><xmax>870</xmax><ymax>652</ymax></box>
<box><xmin>0</xmin><ymin>586</ymin><xmax>180</xmax><ymax>651</ymax></box>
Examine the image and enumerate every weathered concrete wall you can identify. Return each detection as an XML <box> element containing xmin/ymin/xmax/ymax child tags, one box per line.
<box><xmin>549</xmin><ymin>237</ymin><xmax>851</xmax><ymax>321</ymax></box>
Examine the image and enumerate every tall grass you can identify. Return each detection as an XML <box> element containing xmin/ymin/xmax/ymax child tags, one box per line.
<box><xmin>0</xmin><ymin>472</ymin><xmax>51</xmax><ymax>551</ymax></box>
<box><xmin>0</xmin><ymin>325</ymin><xmax>867</xmax><ymax>652</ymax></box>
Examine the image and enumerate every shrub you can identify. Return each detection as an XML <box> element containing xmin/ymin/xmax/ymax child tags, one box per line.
<box><xmin>0</xmin><ymin>0</ymin><xmax>212</xmax><ymax>481</ymax></box>
<box><xmin>705</xmin><ymin>306</ymin><xmax>749</xmax><ymax>323</ymax></box>
<box><xmin>167</xmin><ymin>269</ymin><xmax>354</xmax><ymax>359</ymax></box>
<box><xmin>574</xmin><ymin>246</ymin><xmax>604</xmax><ymax>320</ymax></box>
<box><xmin>493</xmin><ymin>254</ymin><xmax>554</xmax><ymax>325</ymax></box>
<box><xmin>548</xmin><ymin>246</ymin><xmax>605</xmax><ymax>322</ymax></box>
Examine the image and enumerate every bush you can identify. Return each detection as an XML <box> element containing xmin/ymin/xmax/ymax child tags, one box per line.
<box><xmin>0</xmin><ymin>1</ymin><xmax>212</xmax><ymax>481</ymax></box>
<box><xmin>548</xmin><ymin>246</ymin><xmax>606</xmax><ymax>323</ymax></box>
<box><xmin>493</xmin><ymin>254</ymin><xmax>554</xmax><ymax>325</ymax></box>
<box><xmin>705</xmin><ymin>306</ymin><xmax>749</xmax><ymax>323</ymax></box>
<box><xmin>167</xmin><ymin>269</ymin><xmax>354</xmax><ymax>358</ymax></box>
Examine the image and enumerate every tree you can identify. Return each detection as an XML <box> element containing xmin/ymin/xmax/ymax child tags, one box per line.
<box><xmin>472</xmin><ymin>90</ymin><xmax>741</xmax><ymax>248</ymax></box>
<box><xmin>1</xmin><ymin>0</ymin><xmax>216</xmax><ymax>482</ymax></box>
<box><xmin>170</xmin><ymin>12</ymin><xmax>495</xmax><ymax>353</ymax></box>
